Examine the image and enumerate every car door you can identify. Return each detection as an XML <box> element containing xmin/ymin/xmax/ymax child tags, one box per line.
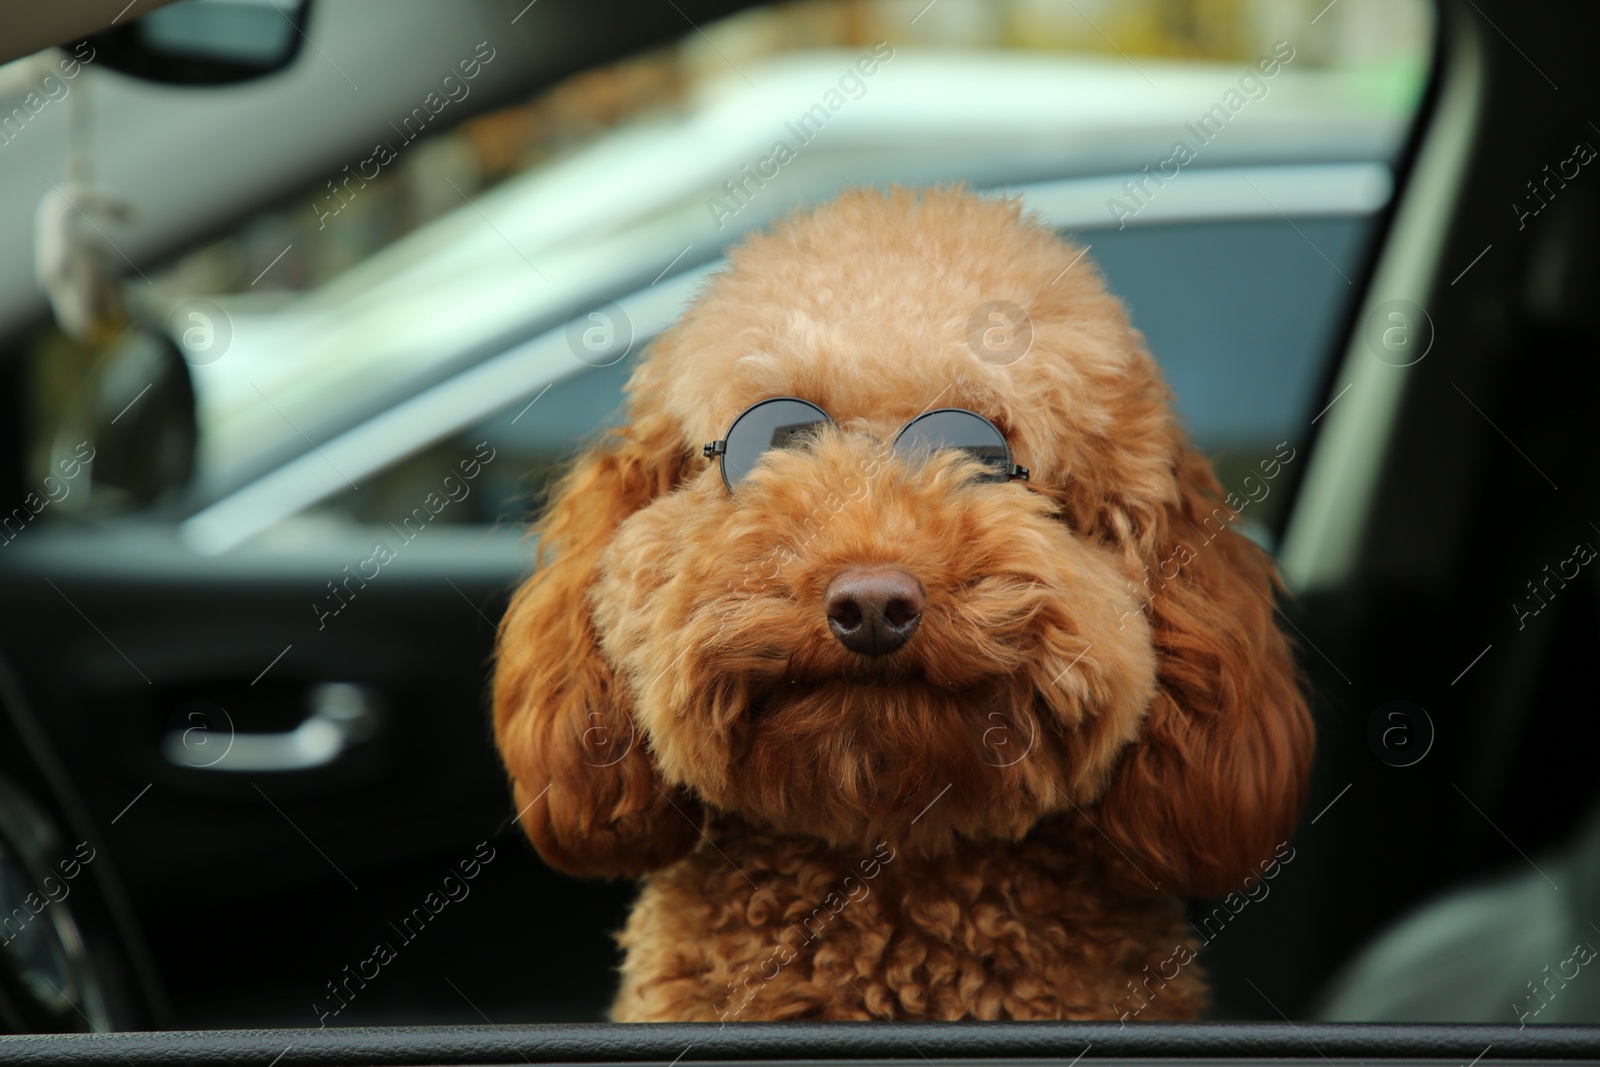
<box><xmin>0</xmin><ymin>0</ymin><xmax>1442</xmax><ymax>1035</ymax></box>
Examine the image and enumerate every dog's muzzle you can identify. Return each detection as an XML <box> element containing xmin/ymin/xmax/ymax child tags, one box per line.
<box><xmin>823</xmin><ymin>566</ymin><xmax>924</xmax><ymax>656</ymax></box>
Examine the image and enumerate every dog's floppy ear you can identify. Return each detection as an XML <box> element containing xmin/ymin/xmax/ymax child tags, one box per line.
<box><xmin>1087</xmin><ymin>447</ymin><xmax>1314</xmax><ymax>897</ymax></box>
<box><xmin>492</xmin><ymin>399</ymin><xmax>702</xmax><ymax>878</ymax></box>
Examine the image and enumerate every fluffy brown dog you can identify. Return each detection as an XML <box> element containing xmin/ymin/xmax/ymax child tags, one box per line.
<box><xmin>493</xmin><ymin>186</ymin><xmax>1313</xmax><ymax>1022</ymax></box>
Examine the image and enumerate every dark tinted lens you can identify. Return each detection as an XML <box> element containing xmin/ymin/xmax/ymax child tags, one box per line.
<box><xmin>721</xmin><ymin>398</ymin><xmax>833</xmax><ymax>488</ymax></box>
<box><xmin>893</xmin><ymin>409</ymin><xmax>1011</xmax><ymax>480</ymax></box>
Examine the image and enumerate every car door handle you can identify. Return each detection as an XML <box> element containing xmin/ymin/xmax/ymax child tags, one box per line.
<box><xmin>161</xmin><ymin>682</ymin><xmax>380</xmax><ymax>772</ymax></box>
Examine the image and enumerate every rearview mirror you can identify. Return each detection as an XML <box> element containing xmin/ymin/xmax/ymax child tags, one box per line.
<box><xmin>79</xmin><ymin>0</ymin><xmax>310</xmax><ymax>86</ymax></box>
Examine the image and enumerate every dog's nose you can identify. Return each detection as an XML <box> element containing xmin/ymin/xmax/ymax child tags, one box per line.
<box><xmin>824</xmin><ymin>566</ymin><xmax>925</xmax><ymax>656</ymax></box>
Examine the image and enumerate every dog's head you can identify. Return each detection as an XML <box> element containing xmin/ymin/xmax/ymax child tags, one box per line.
<box><xmin>494</xmin><ymin>187</ymin><xmax>1312</xmax><ymax>896</ymax></box>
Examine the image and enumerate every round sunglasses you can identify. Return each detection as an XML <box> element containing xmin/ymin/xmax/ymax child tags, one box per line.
<box><xmin>702</xmin><ymin>397</ymin><xmax>1029</xmax><ymax>491</ymax></box>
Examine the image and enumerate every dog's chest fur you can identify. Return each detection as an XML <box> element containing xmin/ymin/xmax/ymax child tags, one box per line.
<box><xmin>611</xmin><ymin>820</ymin><xmax>1206</xmax><ymax>1021</ymax></box>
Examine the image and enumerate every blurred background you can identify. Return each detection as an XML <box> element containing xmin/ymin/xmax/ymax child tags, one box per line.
<box><xmin>7</xmin><ymin>0</ymin><xmax>1429</xmax><ymax>549</ymax></box>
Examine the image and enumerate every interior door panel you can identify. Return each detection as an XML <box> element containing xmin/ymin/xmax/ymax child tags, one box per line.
<box><xmin>0</xmin><ymin>526</ymin><xmax>635</xmax><ymax>1027</ymax></box>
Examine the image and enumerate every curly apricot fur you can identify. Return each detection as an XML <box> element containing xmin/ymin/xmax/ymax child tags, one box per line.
<box><xmin>493</xmin><ymin>186</ymin><xmax>1313</xmax><ymax>1021</ymax></box>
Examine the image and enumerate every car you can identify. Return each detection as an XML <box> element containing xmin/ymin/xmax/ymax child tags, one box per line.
<box><xmin>0</xmin><ymin>0</ymin><xmax>1596</xmax><ymax>1061</ymax></box>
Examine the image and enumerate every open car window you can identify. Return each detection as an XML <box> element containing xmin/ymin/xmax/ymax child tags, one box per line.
<box><xmin>16</xmin><ymin>0</ymin><xmax>1433</xmax><ymax>555</ymax></box>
